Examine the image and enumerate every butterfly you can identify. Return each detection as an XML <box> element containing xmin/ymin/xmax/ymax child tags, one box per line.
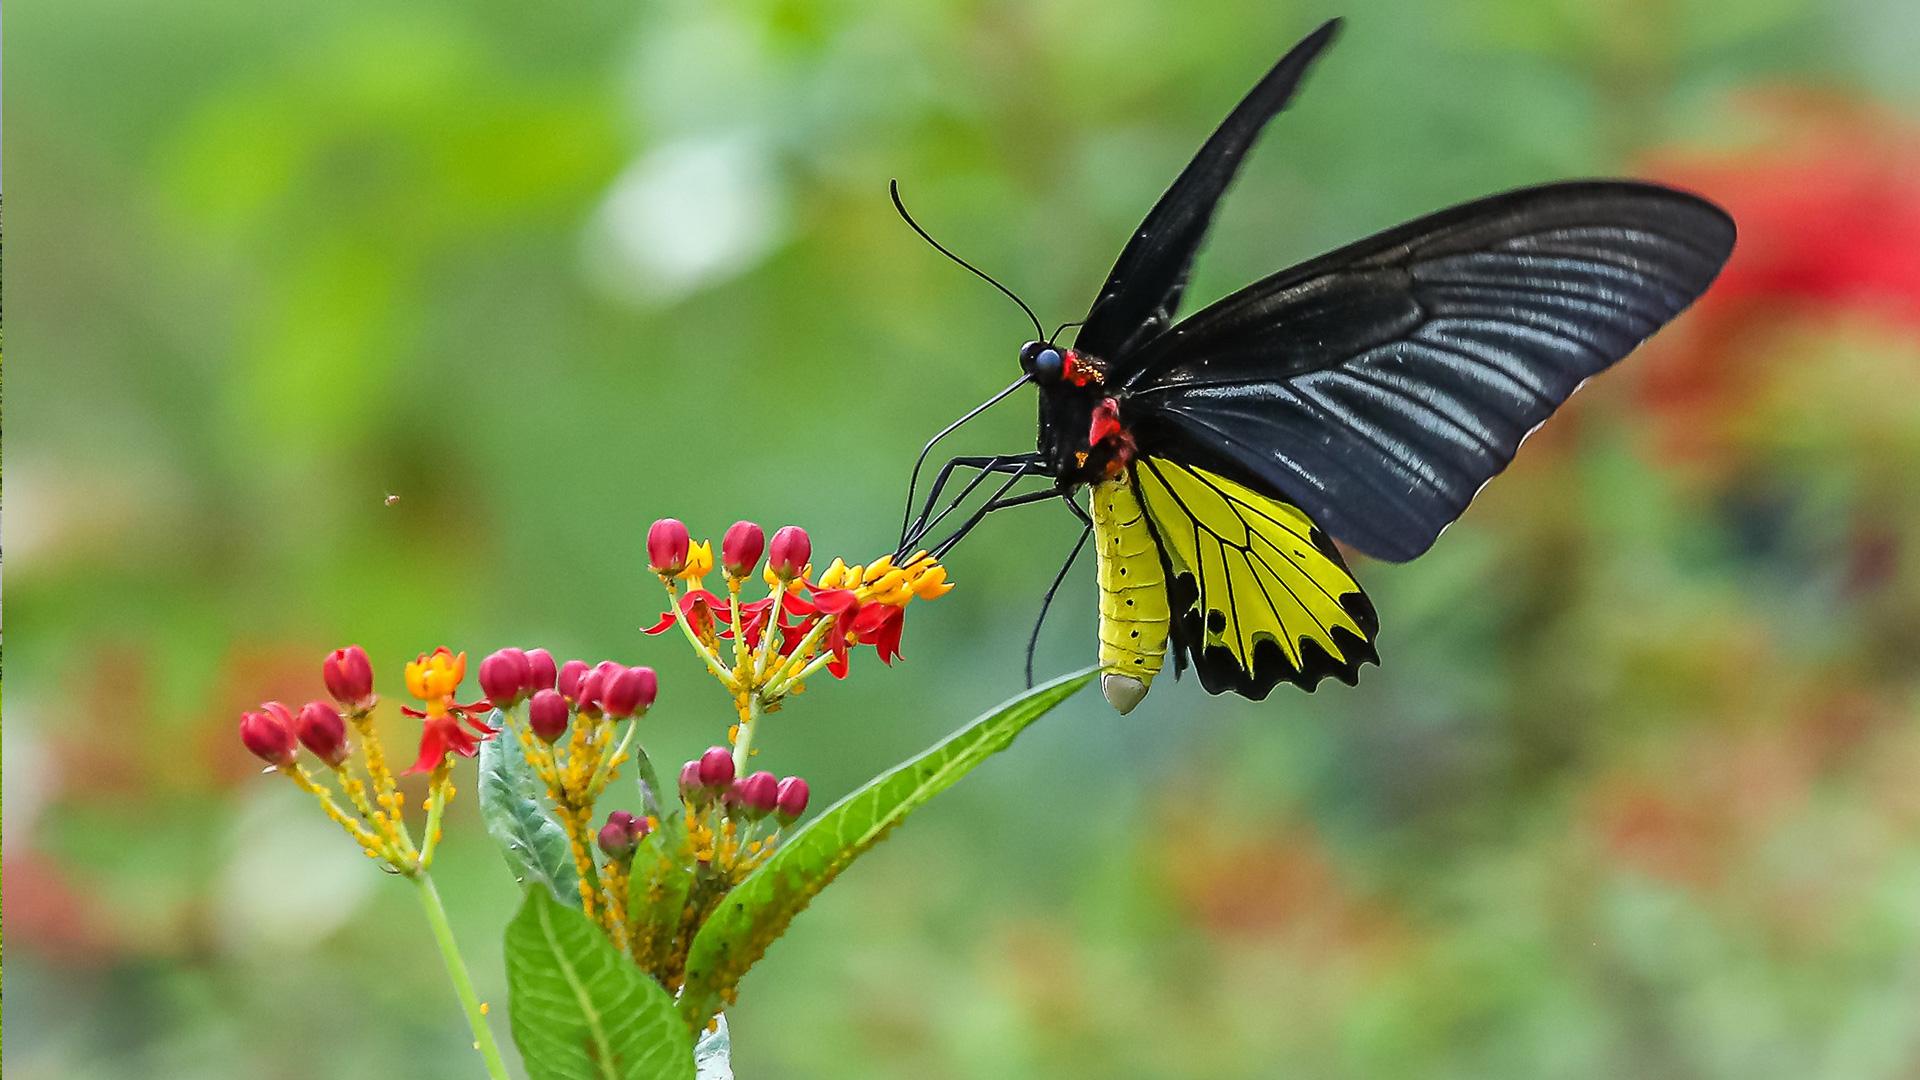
<box><xmin>893</xmin><ymin>18</ymin><xmax>1735</xmax><ymax>714</ymax></box>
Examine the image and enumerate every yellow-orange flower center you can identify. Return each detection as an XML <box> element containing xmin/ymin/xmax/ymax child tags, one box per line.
<box><xmin>406</xmin><ymin>648</ymin><xmax>468</xmax><ymax>703</ymax></box>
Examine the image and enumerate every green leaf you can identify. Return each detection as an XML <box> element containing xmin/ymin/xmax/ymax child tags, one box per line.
<box><xmin>629</xmin><ymin>743</ymin><xmax>670</xmax><ymax>823</ymax></box>
<box><xmin>505</xmin><ymin>886</ymin><xmax>694</xmax><ymax>1080</ymax></box>
<box><xmin>479</xmin><ymin>716</ymin><xmax>580</xmax><ymax>906</ymax></box>
<box><xmin>675</xmin><ymin>668</ymin><xmax>1095</xmax><ymax>1030</ymax></box>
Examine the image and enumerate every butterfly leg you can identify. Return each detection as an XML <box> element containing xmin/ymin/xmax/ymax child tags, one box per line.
<box><xmin>898</xmin><ymin>453</ymin><xmax>1041</xmax><ymax>555</ymax></box>
<box><xmin>926</xmin><ymin>471</ymin><xmax>1059</xmax><ymax>560</ymax></box>
<box><xmin>1025</xmin><ymin>518</ymin><xmax>1094</xmax><ymax>688</ymax></box>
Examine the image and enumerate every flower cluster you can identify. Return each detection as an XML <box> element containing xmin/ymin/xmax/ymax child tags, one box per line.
<box><xmin>234</xmin><ymin>515</ymin><xmax>957</xmax><ymax>1043</ymax></box>
<box><xmin>642</xmin><ymin>519</ymin><xmax>953</xmax><ymax>767</ymax></box>
<box><xmin>237</xmin><ymin>644</ymin><xmax>502</xmax><ymax>873</ymax></box>
<box><xmin>595</xmin><ymin>745</ymin><xmax>812</xmax><ymax>985</ymax></box>
<box><xmin>486</xmin><ymin>647</ymin><xmax>660</xmax><ymax>924</ymax></box>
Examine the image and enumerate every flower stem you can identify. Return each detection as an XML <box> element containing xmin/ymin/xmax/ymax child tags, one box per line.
<box><xmin>419</xmin><ymin>761</ymin><xmax>452</xmax><ymax>869</ymax></box>
<box><xmin>411</xmin><ymin>873</ymin><xmax>511</xmax><ymax>1080</ymax></box>
<box><xmin>733</xmin><ymin>693</ymin><xmax>762</xmax><ymax>774</ymax></box>
<box><xmin>662</xmin><ymin>580</ymin><xmax>737</xmax><ymax>685</ymax></box>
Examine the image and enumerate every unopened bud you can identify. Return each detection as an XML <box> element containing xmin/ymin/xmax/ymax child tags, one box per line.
<box><xmin>679</xmin><ymin>760</ymin><xmax>704</xmax><ymax>800</ymax></box>
<box><xmin>768</xmin><ymin>526</ymin><xmax>811</xmax><ymax>581</ymax></box>
<box><xmin>647</xmin><ymin>518</ymin><xmax>691</xmax><ymax>576</ymax></box>
<box><xmin>696</xmin><ymin>746</ymin><xmax>736</xmax><ymax>790</ymax></box>
<box><xmin>721</xmin><ymin>521</ymin><xmax>765</xmax><ymax>578</ymax></box>
<box><xmin>598</xmin><ymin>811</ymin><xmax>639</xmax><ymax>860</ymax></box>
<box><xmin>600</xmin><ymin>666</ymin><xmax>658</xmax><ymax>720</ymax></box>
<box><xmin>556</xmin><ymin>659</ymin><xmax>589</xmax><ymax>703</ymax></box>
<box><xmin>296</xmin><ymin>700</ymin><xmax>350</xmax><ymax>767</ymax></box>
<box><xmin>478</xmin><ymin>648</ymin><xmax>533</xmax><ymax>706</ymax></box>
<box><xmin>731</xmin><ymin>771</ymin><xmax>779</xmax><ymax>820</ymax></box>
<box><xmin>774</xmin><ymin>775</ymin><xmax>810</xmax><ymax>825</ymax></box>
<box><xmin>240</xmin><ymin>703</ymin><xmax>299</xmax><ymax>767</ymax></box>
<box><xmin>576</xmin><ymin>665</ymin><xmax>610</xmax><ymax>715</ymax></box>
<box><xmin>322</xmin><ymin>645</ymin><xmax>375</xmax><ymax>710</ymax></box>
<box><xmin>527</xmin><ymin>689</ymin><xmax>569</xmax><ymax>743</ymax></box>
<box><xmin>524</xmin><ymin>648</ymin><xmax>558</xmax><ymax>693</ymax></box>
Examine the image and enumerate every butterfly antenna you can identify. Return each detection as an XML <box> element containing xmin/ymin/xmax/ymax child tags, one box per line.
<box><xmin>890</xmin><ymin>179</ymin><xmax>1047</xmax><ymax>343</ymax></box>
<box><xmin>1050</xmin><ymin>319</ymin><xmax>1085</xmax><ymax>343</ymax></box>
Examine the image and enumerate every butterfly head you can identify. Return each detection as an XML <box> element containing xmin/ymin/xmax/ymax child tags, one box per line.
<box><xmin>1021</xmin><ymin>341</ymin><xmax>1103</xmax><ymax>388</ymax></box>
<box><xmin>1018</xmin><ymin>341</ymin><xmax>1066</xmax><ymax>385</ymax></box>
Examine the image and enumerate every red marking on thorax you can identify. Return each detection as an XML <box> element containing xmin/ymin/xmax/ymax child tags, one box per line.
<box><xmin>1062</xmin><ymin>349</ymin><xmax>1101</xmax><ymax>387</ymax></box>
<box><xmin>1088</xmin><ymin>397</ymin><xmax>1136</xmax><ymax>477</ymax></box>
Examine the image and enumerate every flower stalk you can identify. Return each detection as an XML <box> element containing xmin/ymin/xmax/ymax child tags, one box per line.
<box><xmin>412</xmin><ymin>872</ymin><xmax>512</xmax><ymax>1080</ymax></box>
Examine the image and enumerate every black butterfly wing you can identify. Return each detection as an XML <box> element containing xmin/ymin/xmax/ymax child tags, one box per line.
<box><xmin>1074</xmin><ymin>18</ymin><xmax>1341</xmax><ymax>363</ymax></box>
<box><xmin>1118</xmin><ymin>181</ymin><xmax>1737</xmax><ymax>562</ymax></box>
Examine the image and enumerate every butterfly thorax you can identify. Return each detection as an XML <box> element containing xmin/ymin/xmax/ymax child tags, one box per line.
<box><xmin>1035</xmin><ymin>349</ymin><xmax>1138</xmax><ymax>484</ymax></box>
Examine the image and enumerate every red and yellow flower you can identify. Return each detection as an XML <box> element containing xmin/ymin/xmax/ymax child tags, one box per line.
<box><xmin>399</xmin><ymin>648</ymin><xmax>500</xmax><ymax>774</ymax></box>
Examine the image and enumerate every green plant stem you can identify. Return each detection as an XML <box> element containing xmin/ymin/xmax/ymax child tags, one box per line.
<box><xmin>662</xmin><ymin>579</ymin><xmax>735</xmax><ymax>683</ymax></box>
<box><xmin>412</xmin><ymin>873</ymin><xmax>512</xmax><ymax>1080</ymax></box>
<box><xmin>419</xmin><ymin>763</ymin><xmax>452</xmax><ymax>868</ymax></box>
<box><xmin>584</xmin><ymin>719</ymin><xmax>641</xmax><ymax>802</ymax></box>
<box><xmin>733</xmin><ymin>694</ymin><xmax>762</xmax><ymax>774</ymax></box>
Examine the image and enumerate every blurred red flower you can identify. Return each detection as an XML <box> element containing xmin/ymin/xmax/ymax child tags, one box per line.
<box><xmin>1637</xmin><ymin>92</ymin><xmax>1920</xmax><ymax>464</ymax></box>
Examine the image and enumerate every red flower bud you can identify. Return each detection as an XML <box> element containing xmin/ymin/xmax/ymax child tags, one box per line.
<box><xmin>240</xmin><ymin>703</ymin><xmax>299</xmax><ymax>767</ymax></box>
<box><xmin>322</xmin><ymin>645</ymin><xmax>375</xmax><ymax>710</ymax></box>
<box><xmin>678</xmin><ymin>760</ymin><xmax>703</xmax><ymax>800</ymax></box>
<box><xmin>576</xmin><ymin>668</ymin><xmax>608</xmax><ymax>715</ymax></box>
<box><xmin>524</xmin><ymin>648</ymin><xmax>558</xmax><ymax>692</ymax></box>
<box><xmin>478</xmin><ymin>648</ymin><xmax>533</xmax><ymax>706</ymax></box>
<box><xmin>600</xmin><ymin>666</ymin><xmax>658</xmax><ymax>720</ymax></box>
<box><xmin>556</xmin><ymin>659</ymin><xmax>590</xmax><ymax>703</ymax></box>
<box><xmin>731</xmin><ymin>771</ymin><xmax>779</xmax><ymax>820</ymax></box>
<box><xmin>721</xmin><ymin>521</ymin><xmax>765</xmax><ymax>577</ymax></box>
<box><xmin>598</xmin><ymin>813</ymin><xmax>639</xmax><ymax>860</ymax></box>
<box><xmin>774</xmin><ymin>775</ymin><xmax>810</xmax><ymax>824</ymax></box>
<box><xmin>296</xmin><ymin>700</ymin><xmax>350</xmax><ymax>767</ymax></box>
<box><xmin>647</xmin><ymin>518</ymin><xmax>691</xmax><ymax>575</ymax></box>
<box><xmin>696</xmin><ymin>746</ymin><xmax>736</xmax><ymax>790</ymax></box>
<box><xmin>768</xmin><ymin>526</ymin><xmax>811</xmax><ymax>581</ymax></box>
<box><xmin>527</xmin><ymin>689</ymin><xmax>569</xmax><ymax>743</ymax></box>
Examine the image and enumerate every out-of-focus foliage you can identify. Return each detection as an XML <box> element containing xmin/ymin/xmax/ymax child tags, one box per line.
<box><xmin>7</xmin><ymin>0</ymin><xmax>1919</xmax><ymax>1077</ymax></box>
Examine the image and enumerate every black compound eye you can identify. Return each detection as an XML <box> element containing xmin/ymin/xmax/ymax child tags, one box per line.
<box><xmin>1031</xmin><ymin>347</ymin><xmax>1064</xmax><ymax>382</ymax></box>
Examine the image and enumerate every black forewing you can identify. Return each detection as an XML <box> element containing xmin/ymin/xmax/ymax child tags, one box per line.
<box><xmin>1119</xmin><ymin>181</ymin><xmax>1737</xmax><ymax>562</ymax></box>
<box><xmin>1074</xmin><ymin>18</ymin><xmax>1341</xmax><ymax>364</ymax></box>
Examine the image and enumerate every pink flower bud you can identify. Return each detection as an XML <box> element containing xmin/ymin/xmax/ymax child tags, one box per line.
<box><xmin>556</xmin><ymin>659</ymin><xmax>590</xmax><ymax>703</ymax></box>
<box><xmin>774</xmin><ymin>775</ymin><xmax>810</xmax><ymax>824</ymax></box>
<box><xmin>721</xmin><ymin>521</ymin><xmax>765</xmax><ymax>577</ymax></box>
<box><xmin>598</xmin><ymin>812</ymin><xmax>639</xmax><ymax>860</ymax></box>
<box><xmin>576</xmin><ymin>664</ymin><xmax>613</xmax><ymax>715</ymax></box>
<box><xmin>240</xmin><ymin>703</ymin><xmax>298</xmax><ymax>767</ymax></box>
<box><xmin>322</xmin><ymin>646</ymin><xmax>375</xmax><ymax>710</ymax></box>
<box><xmin>527</xmin><ymin>689</ymin><xmax>569</xmax><ymax>743</ymax></box>
<box><xmin>679</xmin><ymin>760</ymin><xmax>703</xmax><ymax>800</ymax></box>
<box><xmin>768</xmin><ymin>526</ymin><xmax>811</xmax><ymax>581</ymax></box>
<box><xmin>296</xmin><ymin>700</ymin><xmax>350</xmax><ymax>767</ymax></box>
<box><xmin>647</xmin><ymin>518</ymin><xmax>691</xmax><ymax>575</ymax></box>
<box><xmin>731</xmin><ymin>771</ymin><xmax>779</xmax><ymax>820</ymax></box>
<box><xmin>524</xmin><ymin>648</ymin><xmax>558</xmax><ymax>692</ymax></box>
<box><xmin>696</xmin><ymin>746</ymin><xmax>736</xmax><ymax>790</ymax></box>
<box><xmin>478</xmin><ymin>648</ymin><xmax>533</xmax><ymax>706</ymax></box>
<box><xmin>600</xmin><ymin>666</ymin><xmax>658</xmax><ymax>720</ymax></box>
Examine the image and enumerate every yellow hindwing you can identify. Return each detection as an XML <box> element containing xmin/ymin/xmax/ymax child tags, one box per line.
<box><xmin>1134</xmin><ymin>458</ymin><xmax>1378</xmax><ymax>697</ymax></box>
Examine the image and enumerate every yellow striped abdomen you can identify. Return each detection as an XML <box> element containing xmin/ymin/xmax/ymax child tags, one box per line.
<box><xmin>1091</xmin><ymin>469</ymin><xmax>1170</xmax><ymax>713</ymax></box>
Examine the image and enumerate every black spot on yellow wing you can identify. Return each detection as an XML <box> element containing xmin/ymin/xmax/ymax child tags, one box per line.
<box><xmin>1136</xmin><ymin>458</ymin><xmax>1379</xmax><ymax>697</ymax></box>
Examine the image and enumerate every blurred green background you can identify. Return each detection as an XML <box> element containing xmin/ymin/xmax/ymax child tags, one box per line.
<box><xmin>9</xmin><ymin>0</ymin><xmax>1920</xmax><ymax>1076</ymax></box>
